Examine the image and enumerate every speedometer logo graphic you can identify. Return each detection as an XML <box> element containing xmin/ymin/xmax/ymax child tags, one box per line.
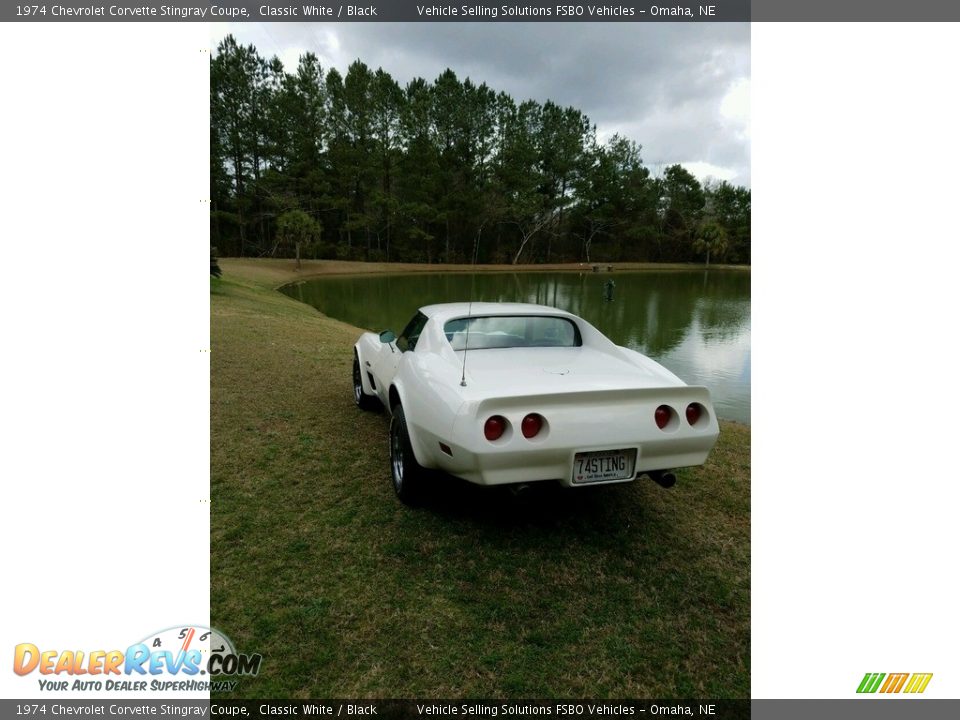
<box><xmin>139</xmin><ymin>626</ymin><xmax>232</xmax><ymax>675</ymax></box>
<box><xmin>137</xmin><ymin>625</ymin><xmax>259</xmax><ymax>676</ymax></box>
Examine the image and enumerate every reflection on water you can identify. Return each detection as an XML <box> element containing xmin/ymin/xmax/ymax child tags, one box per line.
<box><xmin>281</xmin><ymin>271</ymin><xmax>751</xmax><ymax>423</ymax></box>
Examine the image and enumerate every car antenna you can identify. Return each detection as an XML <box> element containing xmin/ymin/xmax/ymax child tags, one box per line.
<box><xmin>460</xmin><ymin>275</ymin><xmax>475</xmax><ymax>387</ymax></box>
<box><xmin>460</xmin><ymin>304</ymin><xmax>472</xmax><ymax>386</ymax></box>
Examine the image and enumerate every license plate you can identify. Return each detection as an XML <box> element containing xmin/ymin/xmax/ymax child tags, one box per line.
<box><xmin>572</xmin><ymin>449</ymin><xmax>637</xmax><ymax>484</ymax></box>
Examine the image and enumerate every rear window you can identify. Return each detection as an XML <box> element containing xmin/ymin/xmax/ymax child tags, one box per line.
<box><xmin>443</xmin><ymin>315</ymin><xmax>581</xmax><ymax>350</ymax></box>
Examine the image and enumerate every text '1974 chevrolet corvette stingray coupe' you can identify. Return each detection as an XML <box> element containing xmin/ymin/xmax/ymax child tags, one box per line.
<box><xmin>353</xmin><ymin>302</ymin><xmax>719</xmax><ymax>502</ymax></box>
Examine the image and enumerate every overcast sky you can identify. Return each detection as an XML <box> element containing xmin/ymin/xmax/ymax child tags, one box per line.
<box><xmin>212</xmin><ymin>23</ymin><xmax>750</xmax><ymax>187</ymax></box>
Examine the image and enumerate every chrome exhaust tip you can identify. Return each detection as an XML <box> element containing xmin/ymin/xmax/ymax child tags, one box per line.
<box><xmin>509</xmin><ymin>483</ymin><xmax>533</xmax><ymax>497</ymax></box>
<box><xmin>649</xmin><ymin>471</ymin><xmax>677</xmax><ymax>489</ymax></box>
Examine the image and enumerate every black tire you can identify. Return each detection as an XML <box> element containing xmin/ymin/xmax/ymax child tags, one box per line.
<box><xmin>353</xmin><ymin>354</ymin><xmax>380</xmax><ymax>411</ymax></box>
<box><xmin>390</xmin><ymin>405</ymin><xmax>425</xmax><ymax>503</ymax></box>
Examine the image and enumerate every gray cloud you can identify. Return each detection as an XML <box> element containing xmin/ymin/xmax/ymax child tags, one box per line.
<box><xmin>212</xmin><ymin>22</ymin><xmax>750</xmax><ymax>186</ymax></box>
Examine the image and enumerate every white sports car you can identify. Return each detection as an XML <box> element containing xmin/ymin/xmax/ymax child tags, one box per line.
<box><xmin>353</xmin><ymin>302</ymin><xmax>720</xmax><ymax>502</ymax></box>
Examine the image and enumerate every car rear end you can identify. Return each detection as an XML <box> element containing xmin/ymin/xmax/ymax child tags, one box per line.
<box><xmin>439</xmin><ymin>386</ymin><xmax>720</xmax><ymax>487</ymax></box>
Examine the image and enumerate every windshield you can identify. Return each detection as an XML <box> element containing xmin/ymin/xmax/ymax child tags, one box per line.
<box><xmin>443</xmin><ymin>315</ymin><xmax>581</xmax><ymax>351</ymax></box>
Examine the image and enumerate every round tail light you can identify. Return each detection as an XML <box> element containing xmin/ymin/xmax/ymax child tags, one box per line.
<box><xmin>685</xmin><ymin>403</ymin><xmax>703</xmax><ymax>426</ymax></box>
<box><xmin>655</xmin><ymin>405</ymin><xmax>672</xmax><ymax>430</ymax></box>
<box><xmin>521</xmin><ymin>413</ymin><xmax>543</xmax><ymax>439</ymax></box>
<box><xmin>484</xmin><ymin>416</ymin><xmax>507</xmax><ymax>441</ymax></box>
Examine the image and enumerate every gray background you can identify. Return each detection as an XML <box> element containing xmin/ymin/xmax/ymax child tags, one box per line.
<box><xmin>5</xmin><ymin>0</ymin><xmax>960</xmax><ymax>22</ymax></box>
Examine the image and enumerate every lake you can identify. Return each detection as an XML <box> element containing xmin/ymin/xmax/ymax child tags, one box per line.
<box><xmin>281</xmin><ymin>270</ymin><xmax>751</xmax><ymax>423</ymax></box>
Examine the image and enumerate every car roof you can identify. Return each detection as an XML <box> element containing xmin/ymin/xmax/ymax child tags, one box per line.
<box><xmin>419</xmin><ymin>302</ymin><xmax>574</xmax><ymax>323</ymax></box>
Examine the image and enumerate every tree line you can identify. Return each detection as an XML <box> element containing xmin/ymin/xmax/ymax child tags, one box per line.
<box><xmin>211</xmin><ymin>35</ymin><xmax>751</xmax><ymax>265</ymax></box>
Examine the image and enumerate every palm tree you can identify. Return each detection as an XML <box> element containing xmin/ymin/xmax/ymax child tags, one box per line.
<box><xmin>693</xmin><ymin>221</ymin><xmax>729</xmax><ymax>268</ymax></box>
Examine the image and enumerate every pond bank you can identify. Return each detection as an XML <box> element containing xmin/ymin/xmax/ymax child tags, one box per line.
<box><xmin>220</xmin><ymin>257</ymin><xmax>749</xmax><ymax>290</ymax></box>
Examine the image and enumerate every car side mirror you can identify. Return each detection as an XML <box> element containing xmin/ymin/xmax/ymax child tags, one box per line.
<box><xmin>379</xmin><ymin>330</ymin><xmax>397</xmax><ymax>343</ymax></box>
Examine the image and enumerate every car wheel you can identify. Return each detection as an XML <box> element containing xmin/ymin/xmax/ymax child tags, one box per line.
<box><xmin>390</xmin><ymin>405</ymin><xmax>425</xmax><ymax>503</ymax></box>
<box><xmin>353</xmin><ymin>354</ymin><xmax>379</xmax><ymax>411</ymax></box>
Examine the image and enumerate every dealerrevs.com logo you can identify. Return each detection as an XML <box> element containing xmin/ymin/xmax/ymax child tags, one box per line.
<box><xmin>857</xmin><ymin>672</ymin><xmax>933</xmax><ymax>694</ymax></box>
<box><xmin>13</xmin><ymin>625</ymin><xmax>261</xmax><ymax>693</ymax></box>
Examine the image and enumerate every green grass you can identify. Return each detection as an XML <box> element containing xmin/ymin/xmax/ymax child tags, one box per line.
<box><xmin>211</xmin><ymin>260</ymin><xmax>750</xmax><ymax>699</ymax></box>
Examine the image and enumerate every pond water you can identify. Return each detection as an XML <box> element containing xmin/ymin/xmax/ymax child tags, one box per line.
<box><xmin>281</xmin><ymin>270</ymin><xmax>751</xmax><ymax>423</ymax></box>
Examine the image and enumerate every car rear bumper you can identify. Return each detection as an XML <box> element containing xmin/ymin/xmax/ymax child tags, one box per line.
<box><xmin>433</xmin><ymin>426</ymin><xmax>719</xmax><ymax>487</ymax></box>
<box><xmin>412</xmin><ymin>385</ymin><xmax>720</xmax><ymax>487</ymax></box>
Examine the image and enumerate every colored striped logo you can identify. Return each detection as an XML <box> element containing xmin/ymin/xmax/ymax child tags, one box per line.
<box><xmin>857</xmin><ymin>672</ymin><xmax>933</xmax><ymax>694</ymax></box>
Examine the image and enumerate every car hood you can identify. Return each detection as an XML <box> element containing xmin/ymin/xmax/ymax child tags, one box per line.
<box><xmin>457</xmin><ymin>346</ymin><xmax>681</xmax><ymax>395</ymax></box>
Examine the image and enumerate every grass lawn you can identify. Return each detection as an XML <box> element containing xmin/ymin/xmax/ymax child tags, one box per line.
<box><xmin>211</xmin><ymin>259</ymin><xmax>750</xmax><ymax>699</ymax></box>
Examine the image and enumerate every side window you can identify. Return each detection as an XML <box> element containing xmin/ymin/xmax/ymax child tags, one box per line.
<box><xmin>396</xmin><ymin>312</ymin><xmax>428</xmax><ymax>352</ymax></box>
